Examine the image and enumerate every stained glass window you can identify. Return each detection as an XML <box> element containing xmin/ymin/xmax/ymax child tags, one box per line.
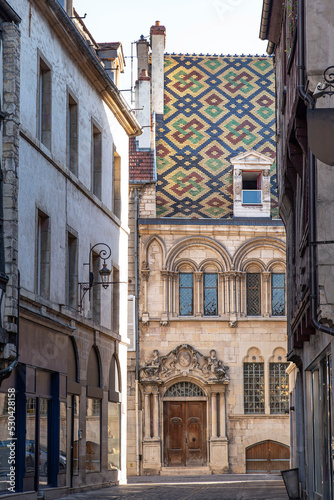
<box><xmin>246</xmin><ymin>273</ymin><xmax>261</xmax><ymax>316</ymax></box>
<box><xmin>179</xmin><ymin>273</ymin><xmax>193</xmax><ymax>316</ymax></box>
<box><xmin>164</xmin><ymin>382</ymin><xmax>204</xmax><ymax>397</ymax></box>
<box><xmin>269</xmin><ymin>363</ymin><xmax>289</xmax><ymax>414</ymax></box>
<box><xmin>204</xmin><ymin>273</ymin><xmax>218</xmax><ymax>316</ymax></box>
<box><xmin>272</xmin><ymin>273</ymin><xmax>285</xmax><ymax>316</ymax></box>
<box><xmin>244</xmin><ymin>363</ymin><xmax>265</xmax><ymax>413</ymax></box>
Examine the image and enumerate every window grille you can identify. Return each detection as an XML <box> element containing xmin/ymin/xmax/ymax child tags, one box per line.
<box><xmin>269</xmin><ymin>363</ymin><xmax>289</xmax><ymax>414</ymax></box>
<box><xmin>179</xmin><ymin>273</ymin><xmax>193</xmax><ymax>316</ymax></box>
<box><xmin>272</xmin><ymin>273</ymin><xmax>285</xmax><ymax>316</ymax></box>
<box><xmin>244</xmin><ymin>362</ymin><xmax>265</xmax><ymax>413</ymax></box>
<box><xmin>204</xmin><ymin>273</ymin><xmax>218</xmax><ymax>316</ymax></box>
<box><xmin>164</xmin><ymin>382</ymin><xmax>204</xmax><ymax>398</ymax></box>
<box><xmin>246</xmin><ymin>273</ymin><xmax>261</xmax><ymax>316</ymax></box>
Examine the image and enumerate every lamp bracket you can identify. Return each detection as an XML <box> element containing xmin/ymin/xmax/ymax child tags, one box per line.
<box><xmin>314</xmin><ymin>66</ymin><xmax>334</xmax><ymax>100</ymax></box>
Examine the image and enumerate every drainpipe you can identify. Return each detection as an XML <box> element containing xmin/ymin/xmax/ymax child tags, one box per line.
<box><xmin>134</xmin><ymin>187</ymin><xmax>140</xmax><ymax>475</ymax></box>
<box><xmin>297</xmin><ymin>0</ymin><xmax>334</xmax><ymax>336</ymax></box>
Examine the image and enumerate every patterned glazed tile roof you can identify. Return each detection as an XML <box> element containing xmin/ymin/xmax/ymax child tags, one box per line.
<box><xmin>129</xmin><ymin>138</ymin><xmax>155</xmax><ymax>182</ymax></box>
<box><xmin>156</xmin><ymin>54</ymin><xmax>278</xmax><ymax>218</ymax></box>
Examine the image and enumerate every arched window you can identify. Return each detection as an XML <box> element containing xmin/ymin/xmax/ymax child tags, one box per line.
<box><xmin>203</xmin><ymin>272</ymin><xmax>218</xmax><ymax>316</ymax></box>
<box><xmin>246</xmin><ymin>269</ymin><xmax>261</xmax><ymax>316</ymax></box>
<box><xmin>164</xmin><ymin>382</ymin><xmax>204</xmax><ymax>398</ymax></box>
<box><xmin>243</xmin><ymin>348</ymin><xmax>264</xmax><ymax>414</ymax></box>
<box><xmin>271</xmin><ymin>273</ymin><xmax>285</xmax><ymax>316</ymax></box>
<box><xmin>179</xmin><ymin>272</ymin><xmax>193</xmax><ymax>316</ymax></box>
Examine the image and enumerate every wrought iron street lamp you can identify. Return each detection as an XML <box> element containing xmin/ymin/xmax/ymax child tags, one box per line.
<box><xmin>78</xmin><ymin>243</ymin><xmax>112</xmax><ymax>312</ymax></box>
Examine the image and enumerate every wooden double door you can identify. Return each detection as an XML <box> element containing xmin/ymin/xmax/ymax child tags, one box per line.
<box><xmin>246</xmin><ymin>440</ymin><xmax>290</xmax><ymax>473</ymax></box>
<box><xmin>164</xmin><ymin>401</ymin><xmax>206</xmax><ymax>466</ymax></box>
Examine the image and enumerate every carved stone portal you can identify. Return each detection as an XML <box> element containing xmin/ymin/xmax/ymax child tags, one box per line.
<box><xmin>140</xmin><ymin>344</ymin><xmax>229</xmax><ymax>383</ymax></box>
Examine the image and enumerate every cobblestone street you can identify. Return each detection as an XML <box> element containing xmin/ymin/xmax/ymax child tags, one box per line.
<box><xmin>54</xmin><ymin>475</ymin><xmax>289</xmax><ymax>500</ymax></box>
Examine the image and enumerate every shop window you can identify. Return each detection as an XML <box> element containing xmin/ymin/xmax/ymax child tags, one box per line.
<box><xmin>86</xmin><ymin>398</ymin><xmax>101</xmax><ymax>472</ymax></box>
<box><xmin>246</xmin><ymin>273</ymin><xmax>261</xmax><ymax>316</ymax></box>
<box><xmin>272</xmin><ymin>273</ymin><xmax>285</xmax><ymax>316</ymax></box>
<box><xmin>108</xmin><ymin>355</ymin><xmax>121</xmax><ymax>471</ymax></box>
<box><xmin>39</xmin><ymin>398</ymin><xmax>49</xmax><ymax>487</ymax></box>
<box><xmin>72</xmin><ymin>395</ymin><xmax>79</xmax><ymax>475</ymax></box>
<box><xmin>269</xmin><ymin>362</ymin><xmax>289</xmax><ymax>414</ymax></box>
<box><xmin>59</xmin><ymin>402</ymin><xmax>66</xmax><ymax>474</ymax></box>
<box><xmin>179</xmin><ymin>273</ymin><xmax>193</xmax><ymax>316</ymax></box>
<box><xmin>244</xmin><ymin>362</ymin><xmax>265</xmax><ymax>413</ymax></box>
<box><xmin>203</xmin><ymin>273</ymin><xmax>218</xmax><ymax>316</ymax></box>
<box><xmin>0</xmin><ymin>393</ymin><xmax>15</xmax><ymax>491</ymax></box>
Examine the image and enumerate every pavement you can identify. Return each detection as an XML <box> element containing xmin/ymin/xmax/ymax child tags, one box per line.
<box><xmin>53</xmin><ymin>474</ymin><xmax>289</xmax><ymax>500</ymax></box>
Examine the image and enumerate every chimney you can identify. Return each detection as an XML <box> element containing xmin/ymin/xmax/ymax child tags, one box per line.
<box><xmin>137</xmin><ymin>35</ymin><xmax>149</xmax><ymax>79</ymax></box>
<box><xmin>135</xmin><ymin>70</ymin><xmax>151</xmax><ymax>149</ymax></box>
<box><xmin>150</xmin><ymin>21</ymin><xmax>165</xmax><ymax>117</ymax></box>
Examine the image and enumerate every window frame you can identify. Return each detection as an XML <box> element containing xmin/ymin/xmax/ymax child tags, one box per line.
<box><xmin>179</xmin><ymin>272</ymin><xmax>194</xmax><ymax>316</ymax></box>
<box><xmin>203</xmin><ymin>272</ymin><xmax>218</xmax><ymax>316</ymax></box>
<box><xmin>271</xmin><ymin>272</ymin><xmax>286</xmax><ymax>317</ymax></box>
<box><xmin>243</xmin><ymin>361</ymin><xmax>265</xmax><ymax>414</ymax></box>
<box><xmin>246</xmin><ymin>272</ymin><xmax>261</xmax><ymax>316</ymax></box>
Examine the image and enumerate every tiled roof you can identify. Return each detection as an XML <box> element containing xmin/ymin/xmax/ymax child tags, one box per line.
<box><xmin>129</xmin><ymin>138</ymin><xmax>155</xmax><ymax>182</ymax></box>
<box><xmin>156</xmin><ymin>55</ymin><xmax>278</xmax><ymax>219</ymax></box>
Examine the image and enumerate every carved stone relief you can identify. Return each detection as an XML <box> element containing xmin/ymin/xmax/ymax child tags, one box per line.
<box><xmin>140</xmin><ymin>344</ymin><xmax>229</xmax><ymax>384</ymax></box>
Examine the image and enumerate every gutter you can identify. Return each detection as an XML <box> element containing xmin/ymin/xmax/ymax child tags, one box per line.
<box><xmin>259</xmin><ymin>0</ymin><xmax>272</xmax><ymax>40</ymax></box>
<box><xmin>45</xmin><ymin>0</ymin><xmax>142</xmax><ymax>137</ymax></box>
<box><xmin>297</xmin><ymin>0</ymin><xmax>334</xmax><ymax>336</ymax></box>
<box><xmin>0</xmin><ymin>0</ymin><xmax>21</xmax><ymax>23</ymax></box>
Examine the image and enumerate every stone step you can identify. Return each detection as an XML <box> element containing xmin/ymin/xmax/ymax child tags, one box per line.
<box><xmin>160</xmin><ymin>466</ymin><xmax>212</xmax><ymax>476</ymax></box>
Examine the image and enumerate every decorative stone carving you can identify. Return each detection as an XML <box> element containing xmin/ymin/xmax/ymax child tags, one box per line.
<box><xmin>140</xmin><ymin>344</ymin><xmax>229</xmax><ymax>383</ymax></box>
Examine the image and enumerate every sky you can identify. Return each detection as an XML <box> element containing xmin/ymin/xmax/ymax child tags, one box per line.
<box><xmin>75</xmin><ymin>0</ymin><xmax>268</xmax><ymax>99</ymax></box>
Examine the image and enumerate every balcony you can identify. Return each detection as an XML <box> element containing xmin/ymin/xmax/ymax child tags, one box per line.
<box><xmin>242</xmin><ymin>190</ymin><xmax>262</xmax><ymax>205</ymax></box>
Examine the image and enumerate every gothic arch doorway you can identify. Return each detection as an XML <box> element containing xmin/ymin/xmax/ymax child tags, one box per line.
<box><xmin>163</xmin><ymin>382</ymin><xmax>207</xmax><ymax>467</ymax></box>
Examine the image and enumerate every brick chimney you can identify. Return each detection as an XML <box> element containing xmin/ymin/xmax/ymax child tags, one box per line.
<box><xmin>150</xmin><ymin>21</ymin><xmax>165</xmax><ymax>117</ymax></box>
<box><xmin>137</xmin><ymin>35</ymin><xmax>149</xmax><ymax>79</ymax></box>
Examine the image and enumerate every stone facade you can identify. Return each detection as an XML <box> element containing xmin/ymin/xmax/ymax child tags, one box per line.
<box><xmin>260</xmin><ymin>0</ymin><xmax>334</xmax><ymax>498</ymax></box>
<box><xmin>0</xmin><ymin>0</ymin><xmax>141</xmax><ymax>498</ymax></box>
<box><xmin>128</xmin><ymin>22</ymin><xmax>289</xmax><ymax>477</ymax></box>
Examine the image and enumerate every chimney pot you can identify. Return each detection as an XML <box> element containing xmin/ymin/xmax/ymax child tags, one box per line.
<box><xmin>155</xmin><ymin>20</ymin><xmax>160</xmax><ymax>26</ymax></box>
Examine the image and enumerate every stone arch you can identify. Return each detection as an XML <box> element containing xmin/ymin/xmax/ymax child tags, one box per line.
<box><xmin>242</xmin><ymin>259</ymin><xmax>266</xmax><ymax>272</ymax></box>
<box><xmin>162</xmin><ymin>375</ymin><xmax>209</xmax><ymax>398</ymax></box>
<box><xmin>109</xmin><ymin>353</ymin><xmax>121</xmax><ymax>400</ymax></box>
<box><xmin>145</xmin><ymin>235</ymin><xmax>166</xmax><ymax>270</ymax></box>
<box><xmin>199</xmin><ymin>258</ymin><xmax>222</xmax><ymax>272</ymax></box>
<box><xmin>166</xmin><ymin>236</ymin><xmax>232</xmax><ymax>271</ymax></box>
<box><xmin>243</xmin><ymin>432</ymin><xmax>290</xmax><ymax>449</ymax></box>
<box><xmin>87</xmin><ymin>345</ymin><xmax>102</xmax><ymax>388</ymax></box>
<box><xmin>174</xmin><ymin>258</ymin><xmax>198</xmax><ymax>272</ymax></box>
<box><xmin>243</xmin><ymin>347</ymin><xmax>264</xmax><ymax>363</ymax></box>
<box><xmin>68</xmin><ymin>335</ymin><xmax>79</xmax><ymax>383</ymax></box>
<box><xmin>268</xmin><ymin>346</ymin><xmax>287</xmax><ymax>363</ymax></box>
<box><xmin>267</xmin><ymin>258</ymin><xmax>286</xmax><ymax>272</ymax></box>
<box><xmin>233</xmin><ymin>237</ymin><xmax>286</xmax><ymax>271</ymax></box>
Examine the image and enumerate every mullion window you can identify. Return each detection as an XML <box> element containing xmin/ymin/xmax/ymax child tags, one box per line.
<box><xmin>179</xmin><ymin>273</ymin><xmax>193</xmax><ymax>316</ymax></box>
<box><xmin>269</xmin><ymin>362</ymin><xmax>289</xmax><ymax>414</ymax></box>
<box><xmin>203</xmin><ymin>273</ymin><xmax>218</xmax><ymax>316</ymax></box>
<box><xmin>272</xmin><ymin>273</ymin><xmax>285</xmax><ymax>316</ymax></box>
<box><xmin>246</xmin><ymin>273</ymin><xmax>261</xmax><ymax>316</ymax></box>
<box><xmin>244</xmin><ymin>362</ymin><xmax>264</xmax><ymax>413</ymax></box>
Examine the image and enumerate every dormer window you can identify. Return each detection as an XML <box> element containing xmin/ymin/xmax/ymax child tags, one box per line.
<box><xmin>242</xmin><ymin>171</ymin><xmax>262</xmax><ymax>205</ymax></box>
<box><xmin>231</xmin><ymin>150</ymin><xmax>274</xmax><ymax>218</ymax></box>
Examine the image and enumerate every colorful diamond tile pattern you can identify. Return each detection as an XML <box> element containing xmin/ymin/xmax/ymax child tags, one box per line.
<box><xmin>156</xmin><ymin>55</ymin><xmax>278</xmax><ymax>218</ymax></box>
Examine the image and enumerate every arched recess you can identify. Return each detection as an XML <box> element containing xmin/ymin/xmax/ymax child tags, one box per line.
<box><xmin>174</xmin><ymin>259</ymin><xmax>198</xmax><ymax>272</ymax></box>
<box><xmin>233</xmin><ymin>237</ymin><xmax>286</xmax><ymax>271</ymax></box>
<box><xmin>199</xmin><ymin>259</ymin><xmax>221</xmax><ymax>273</ymax></box>
<box><xmin>243</xmin><ymin>347</ymin><xmax>264</xmax><ymax>363</ymax></box>
<box><xmin>67</xmin><ymin>336</ymin><xmax>80</xmax><ymax>394</ymax></box>
<box><xmin>86</xmin><ymin>346</ymin><xmax>103</xmax><ymax>397</ymax></box>
<box><xmin>242</xmin><ymin>259</ymin><xmax>266</xmax><ymax>273</ymax></box>
<box><xmin>145</xmin><ymin>235</ymin><xmax>166</xmax><ymax>266</ymax></box>
<box><xmin>268</xmin><ymin>346</ymin><xmax>287</xmax><ymax>363</ymax></box>
<box><xmin>166</xmin><ymin>236</ymin><xmax>232</xmax><ymax>271</ymax></box>
<box><xmin>108</xmin><ymin>354</ymin><xmax>121</xmax><ymax>471</ymax></box>
<box><xmin>267</xmin><ymin>258</ymin><xmax>286</xmax><ymax>272</ymax></box>
<box><xmin>246</xmin><ymin>440</ymin><xmax>290</xmax><ymax>473</ymax></box>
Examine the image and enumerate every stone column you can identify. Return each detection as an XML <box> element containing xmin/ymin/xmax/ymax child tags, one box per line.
<box><xmin>211</xmin><ymin>393</ymin><xmax>217</xmax><ymax>438</ymax></box>
<box><xmin>161</xmin><ymin>270</ymin><xmax>169</xmax><ymax>314</ymax></box>
<box><xmin>224</xmin><ymin>273</ymin><xmax>230</xmax><ymax>314</ymax></box>
<box><xmin>219</xmin><ymin>390</ymin><xmax>226</xmax><ymax>438</ymax></box>
<box><xmin>230</xmin><ymin>273</ymin><xmax>236</xmax><ymax>313</ymax></box>
<box><xmin>194</xmin><ymin>272</ymin><xmax>202</xmax><ymax>317</ymax></box>
<box><xmin>152</xmin><ymin>391</ymin><xmax>159</xmax><ymax>438</ymax></box>
<box><xmin>218</xmin><ymin>273</ymin><xmax>225</xmax><ymax>316</ymax></box>
<box><xmin>172</xmin><ymin>273</ymin><xmax>178</xmax><ymax>317</ymax></box>
<box><xmin>144</xmin><ymin>393</ymin><xmax>151</xmax><ymax>438</ymax></box>
<box><xmin>141</xmin><ymin>269</ymin><xmax>150</xmax><ymax>313</ymax></box>
<box><xmin>263</xmin><ymin>272</ymin><xmax>271</xmax><ymax>317</ymax></box>
<box><xmin>168</xmin><ymin>273</ymin><xmax>173</xmax><ymax>316</ymax></box>
<box><xmin>240</xmin><ymin>273</ymin><xmax>246</xmax><ymax>316</ymax></box>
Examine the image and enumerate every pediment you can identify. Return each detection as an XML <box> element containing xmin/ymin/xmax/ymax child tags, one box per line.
<box><xmin>230</xmin><ymin>149</ymin><xmax>274</xmax><ymax>166</ymax></box>
<box><xmin>140</xmin><ymin>344</ymin><xmax>229</xmax><ymax>384</ymax></box>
